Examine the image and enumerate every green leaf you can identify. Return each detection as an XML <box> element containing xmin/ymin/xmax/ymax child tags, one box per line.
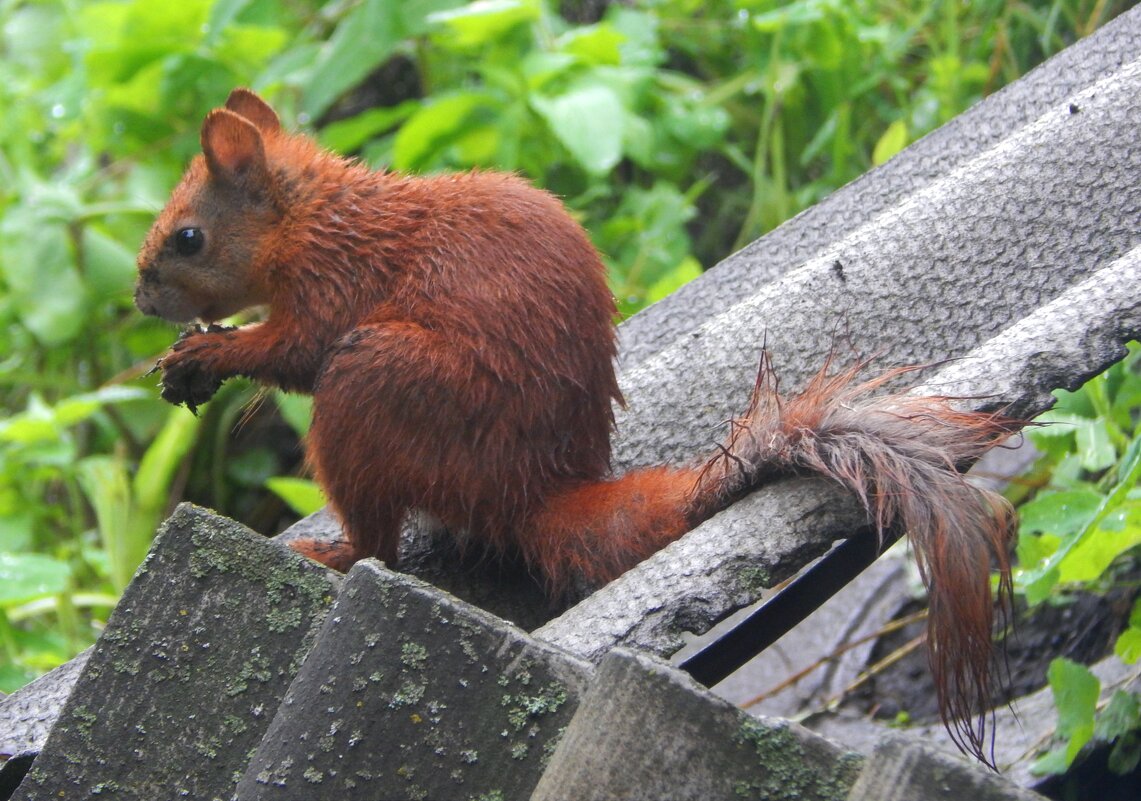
<box><xmin>318</xmin><ymin>102</ymin><xmax>419</xmax><ymax>154</ymax></box>
<box><xmin>1018</xmin><ymin>490</ymin><xmax>1103</xmax><ymax>537</ymax></box>
<box><xmin>1115</xmin><ymin>627</ymin><xmax>1141</xmax><ymax>664</ymax></box>
<box><xmin>77</xmin><ymin>455</ymin><xmax>141</xmax><ymax>593</ymax></box>
<box><xmin>205</xmin><ymin>0</ymin><xmax>253</xmax><ymax>45</ymax></box>
<box><xmin>428</xmin><ymin>0</ymin><xmax>540</xmax><ymax>48</ymax></box>
<box><xmin>0</xmin><ymin>552</ymin><xmax>71</xmax><ymax>605</ymax></box>
<box><xmin>1109</xmin><ymin>732</ymin><xmax>1141</xmax><ymax>775</ymax></box>
<box><xmin>274</xmin><ymin>393</ymin><xmax>314</xmax><ymax>437</ymax></box>
<box><xmin>133</xmin><ymin>409</ymin><xmax>201</xmax><ymax>515</ymax></box>
<box><xmin>302</xmin><ymin>0</ymin><xmax>405</xmax><ymax>119</ymax></box>
<box><xmin>531</xmin><ymin>83</ymin><xmax>625</xmax><ymax>175</ymax></box>
<box><xmin>1095</xmin><ymin>690</ymin><xmax>1141</xmax><ymax>742</ymax></box>
<box><xmin>81</xmin><ymin>227</ymin><xmax>142</xmax><ymax>301</ymax></box>
<box><xmin>872</xmin><ymin>119</ymin><xmax>908</xmax><ymax>165</ymax></box>
<box><xmin>54</xmin><ymin>387</ymin><xmax>147</xmax><ymax>428</ymax></box>
<box><xmin>1058</xmin><ymin>504</ymin><xmax>1141</xmax><ymax>583</ymax></box>
<box><xmin>266</xmin><ymin>477</ymin><xmax>327</xmax><ymax>517</ymax></box>
<box><xmin>0</xmin><ymin>204</ymin><xmax>88</xmax><ymax>346</ymax></box>
<box><xmin>558</xmin><ymin>23</ymin><xmax>625</xmax><ymax>66</ymax></box>
<box><xmin>392</xmin><ymin>92</ymin><xmax>494</xmax><ymax>172</ymax></box>
<box><xmin>1075</xmin><ymin>418</ymin><xmax>1117</xmax><ymax>472</ymax></box>
<box><xmin>1022</xmin><ymin>565</ymin><xmax>1060</xmax><ymax>607</ymax></box>
<box><xmin>1032</xmin><ymin>658</ymin><xmax>1099</xmax><ymax>774</ymax></box>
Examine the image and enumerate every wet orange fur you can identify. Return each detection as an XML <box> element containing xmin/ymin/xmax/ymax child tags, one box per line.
<box><xmin>136</xmin><ymin>89</ymin><xmax>1022</xmax><ymax>763</ymax></box>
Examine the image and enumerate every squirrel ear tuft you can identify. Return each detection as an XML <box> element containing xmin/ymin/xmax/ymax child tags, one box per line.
<box><xmin>201</xmin><ymin>109</ymin><xmax>269</xmax><ymax>187</ymax></box>
<box><xmin>224</xmin><ymin>88</ymin><xmax>281</xmax><ymax>135</ymax></box>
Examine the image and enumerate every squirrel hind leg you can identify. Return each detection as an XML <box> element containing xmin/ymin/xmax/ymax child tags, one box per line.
<box><xmin>286</xmin><ymin>536</ymin><xmax>364</xmax><ymax>573</ymax></box>
<box><xmin>519</xmin><ymin>467</ymin><xmax>701</xmax><ymax>596</ymax></box>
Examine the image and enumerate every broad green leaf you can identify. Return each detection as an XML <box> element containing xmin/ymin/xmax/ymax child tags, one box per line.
<box><xmin>558</xmin><ymin>23</ymin><xmax>625</xmax><ymax>66</ymax></box>
<box><xmin>1075</xmin><ymin>418</ymin><xmax>1117</xmax><ymax>472</ymax></box>
<box><xmin>213</xmin><ymin>24</ymin><xmax>290</xmax><ymax>72</ymax></box>
<box><xmin>531</xmin><ymin>83</ymin><xmax>624</xmax><ymax>175</ymax></box>
<box><xmin>0</xmin><ymin>205</ymin><xmax>88</xmax><ymax>346</ymax></box>
<box><xmin>274</xmin><ymin>393</ymin><xmax>314</xmax><ymax>438</ymax></box>
<box><xmin>133</xmin><ymin>409</ymin><xmax>201</xmax><ymax>514</ymax></box>
<box><xmin>1095</xmin><ymin>690</ymin><xmax>1141</xmax><ymax>742</ymax></box>
<box><xmin>1109</xmin><ymin>732</ymin><xmax>1141</xmax><ymax>775</ymax></box>
<box><xmin>0</xmin><ymin>552</ymin><xmax>71</xmax><ymax>605</ymax></box>
<box><xmin>205</xmin><ymin>0</ymin><xmax>253</xmax><ymax>45</ymax></box>
<box><xmin>1114</xmin><ymin>627</ymin><xmax>1141</xmax><ymax>664</ymax></box>
<box><xmin>392</xmin><ymin>92</ymin><xmax>492</xmax><ymax>171</ymax></box>
<box><xmin>662</xmin><ymin>102</ymin><xmax>730</xmax><ymax>150</ymax></box>
<box><xmin>319</xmin><ymin>102</ymin><xmax>420</xmax><ymax>154</ymax></box>
<box><xmin>77</xmin><ymin>456</ymin><xmax>140</xmax><ymax>593</ymax></box>
<box><xmin>428</xmin><ymin>0</ymin><xmax>540</xmax><ymax>48</ymax></box>
<box><xmin>872</xmin><ymin>119</ymin><xmax>908</xmax><ymax>165</ymax></box>
<box><xmin>0</xmin><ymin>513</ymin><xmax>35</xmax><ymax>552</ymax></box>
<box><xmin>302</xmin><ymin>0</ymin><xmax>404</xmax><ymax>119</ymax></box>
<box><xmin>266</xmin><ymin>477</ymin><xmax>327</xmax><ymax>517</ymax></box>
<box><xmin>1018</xmin><ymin>490</ymin><xmax>1103</xmax><ymax>537</ymax></box>
<box><xmin>607</xmin><ymin>7</ymin><xmax>663</xmax><ymax>68</ymax></box>
<box><xmin>1021</xmin><ymin>565</ymin><xmax>1060</xmax><ymax>607</ymax></box>
<box><xmin>1059</xmin><ymin>505</ymin><xmax>1141</xmax><ymax>583</ymax></box>
<box><xmin>1031</xmin><ymin>658</ymin><xmax>1098</xmax><ymax>774</ymax></box>
<box><xmin>80</xmin><ymin>227</ymin><xmax>138</xmax><ymax>301</ymax></box>
<box><xmin>54</xmin><ymin>387</ymin><xmax>146</xmax><ymax>428</ymax></box>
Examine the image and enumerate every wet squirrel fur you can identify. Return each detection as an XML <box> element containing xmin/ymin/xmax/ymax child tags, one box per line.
<box><xmin>135</xmin><ymin>89</ymin><xmax>1021</xmax><ymax>760</ymax></box>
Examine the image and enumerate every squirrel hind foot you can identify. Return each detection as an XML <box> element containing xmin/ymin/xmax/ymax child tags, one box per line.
<box><xmin>287</xmin><ymin>537</ymin><xmax>363</xmax><ymax>573</ymax></box>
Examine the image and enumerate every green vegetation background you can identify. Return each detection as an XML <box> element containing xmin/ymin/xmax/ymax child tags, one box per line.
<box><xmin>0</xmin><ymin>0</ymin><xmax>1134</xmax><ymax>726</ymax></box>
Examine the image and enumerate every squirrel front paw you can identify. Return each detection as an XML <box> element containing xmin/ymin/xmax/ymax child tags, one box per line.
<box><xmin>156</xmin><ymin>326</ymin><xmax>233</xmax><ymax>414</ymax></box>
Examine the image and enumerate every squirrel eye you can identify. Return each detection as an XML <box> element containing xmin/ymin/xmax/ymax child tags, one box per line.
<box><xmin>174</xmin><ymin>227</ymin><xmax>205</xmax><ymax>256</ymax></box>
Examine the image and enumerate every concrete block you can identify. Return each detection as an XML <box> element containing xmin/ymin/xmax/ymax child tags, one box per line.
<box><xmin>531</xmin><ymin>648</ymin><xmax>863</xmax><ymax>801</ymax></box>
<box><xmin>845</xmin><ymin>736</ymin><xmax>1047</xmax><ymax>801</ymax></box>
<box><xmin>235</xmin><ymin>560</ymin><xmax>593</xmax><ymax>801</ymax></box>
<box><xmin>11</xmin><ymin>504</ymin><xmax>338</xmax><ymax>801</ymax></box>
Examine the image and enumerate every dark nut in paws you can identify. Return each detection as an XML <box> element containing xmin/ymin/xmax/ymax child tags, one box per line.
<box><xmin>159</xmin><ymin>356</ymin><xmax>223</xmax><ymax>415</ymax></box>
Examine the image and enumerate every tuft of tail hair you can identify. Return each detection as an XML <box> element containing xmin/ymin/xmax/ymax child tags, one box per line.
<box><xmin>692</xmin><ymin>348</ymin><xmax>1021</xmax><ymax>764</ymax></box>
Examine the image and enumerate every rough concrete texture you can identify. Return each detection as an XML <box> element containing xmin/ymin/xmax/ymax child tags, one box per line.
<box><xmin>532</xmin><ymin>648</ymin><xmax>864</xmax><ymax>801</ymax></box>
<box><xmin>912</xmin><ymin>243</ymin><xmax>1141</xmax><ymax>415</ymax></box>
<box><xmin>0</xmin><ymin>649</ymin><xmax>89</xmax><ymax>758</ymax></box>
<box><xmin>537</xmin><ymin>36</ymin><xmax>1141</xmax><ymax>667</ymax></box>
<box><xmin>535</xmin><ymin>478</ymin><xmax>868</xmax><ymax>661</ymax></box>
<box><xmin>235</xmin><ymin>560</ymin><xmax>593</xmax><ymax>801</ymax></box>
<box><xmin>617</xmin><ymin>6</ymin><xmax>1141</xmax><ymax>368</ymax></box>
<box><xmin>11</xmin><ymin>505</ymin><xmax>338</xmax><ymax>801</ymax></box>
<box><xmin>845</xmin><ymin>735</ymin><xmax>1047</xmax><ymax>801</ymax></box>
<box><xmin>612</xmin><ymin>53</ymin><xmax>1141</xmax><ymax>473</ymax></box>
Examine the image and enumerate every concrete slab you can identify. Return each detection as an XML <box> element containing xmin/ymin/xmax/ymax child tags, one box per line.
<box><xmin>10</xmin><ymin>505</ymin><xmax>338</xmax><ymax>801</ymax></box>
<box><xmin>235</xmin><ymin>560</ymin><xmax>593</xmax><ymax>801</ymax></box>
<box><xmin>532</xmin><ymin>648</ymin><xmax>864</xmax><ymax>801</ymax></box>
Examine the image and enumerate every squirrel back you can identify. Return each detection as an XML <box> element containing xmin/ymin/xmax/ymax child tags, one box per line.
<box><xmin>136</xmin><ymin>89</ymin><xmax>1021</xmax><ymax>763</ymax></box>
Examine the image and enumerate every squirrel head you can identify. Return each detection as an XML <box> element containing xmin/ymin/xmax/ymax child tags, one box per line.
<box><xmin>135</xmin><ymin>89</ymin><xmax>286</xmax><ymax>323</ymax></box>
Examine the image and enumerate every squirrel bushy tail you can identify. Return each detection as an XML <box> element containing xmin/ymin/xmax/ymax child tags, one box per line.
<box><xmin>519</xmin><ymin>348</ymin><xmax>1019</xmax><ymax>762</ymax></box>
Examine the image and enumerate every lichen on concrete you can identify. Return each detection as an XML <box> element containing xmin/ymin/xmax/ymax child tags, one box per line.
<box><xmin>11</xmin><ymin>504</ymin><xmax>338</xmax><ymax>801</ymax></box>
<box><xmin>235</xmin><ymin>560</ymin><xmax>593</xmax><ymax>801</ymax></box>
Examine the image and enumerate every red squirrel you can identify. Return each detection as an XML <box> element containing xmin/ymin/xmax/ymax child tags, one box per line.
<box><xmin>136</xmin><ymin>89</ymin><xmax>1021</xmax><ymax>760</ymax></box>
